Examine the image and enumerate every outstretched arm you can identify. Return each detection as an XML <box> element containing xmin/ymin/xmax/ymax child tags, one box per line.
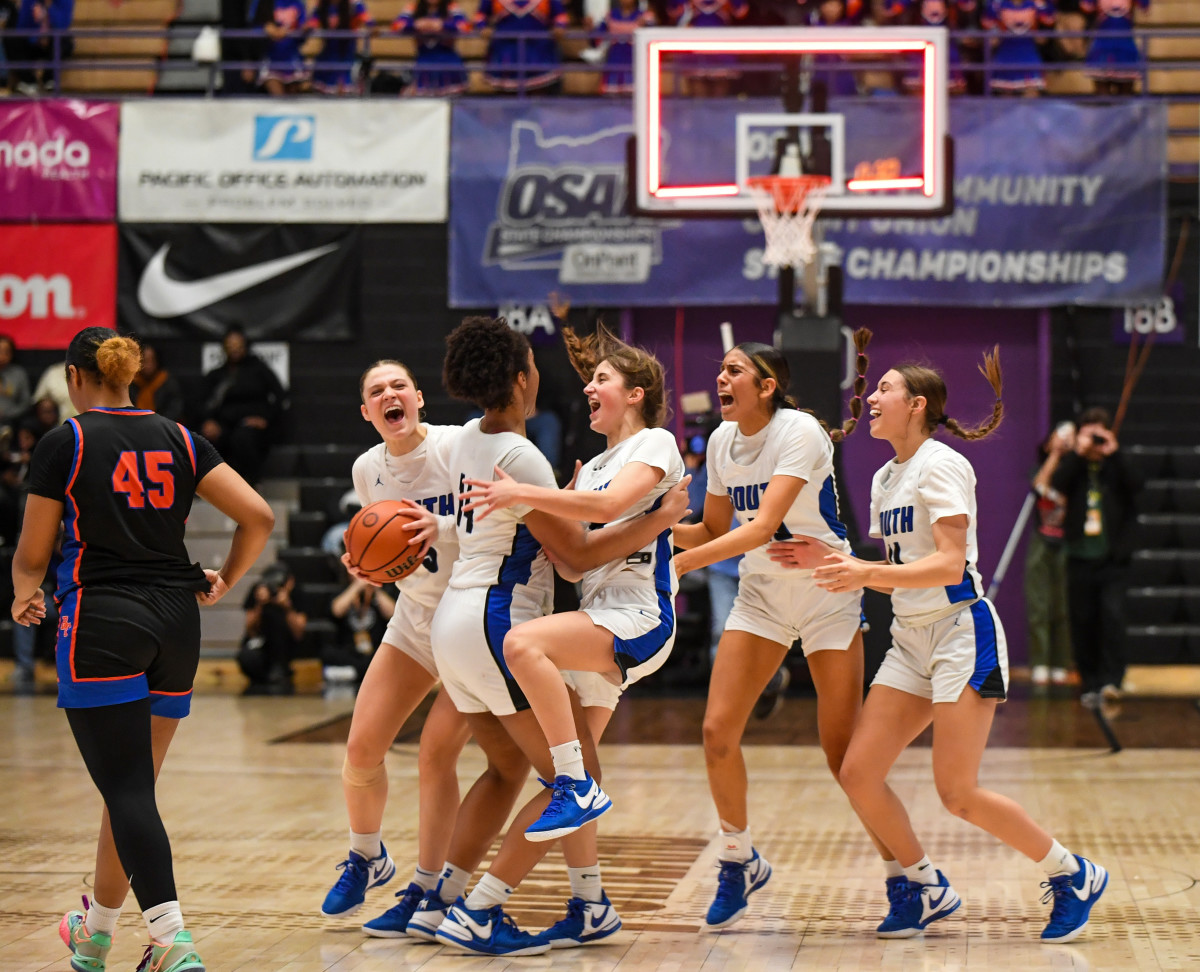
<box><xmin>525</xmin><ymin>476</ymin><xmax>691</xmax><ymax>573</ymax></box>
<box><xmin>460</xmin><ymin>461</ymin><xmax>664</xmax><ymax>524</ymax></box>
<box><xmin>673</xmin><ymin>474</ymin><xmax>805</xmax><ymax>577</ymax></box>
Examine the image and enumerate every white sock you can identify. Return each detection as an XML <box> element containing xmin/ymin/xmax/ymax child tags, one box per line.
<box><xmin>465</xmin><ymin>872</ymin><xmax>514</xmax><ymax>911</ymax></box>
<box><xmin>568</xmin><ymin>864</ymin><xmax>604</xmax><ymax>903</ymax></box>
<box><xmin>1039</xmin><ymin>840</ymin><xmax>1080</xmax><ymax>877</ymax></box>
<box><xmin>412</xmin><ymin>865</ymin><xmax>439</xmax><ymax>892</ymax></box>
<box><xmin>349</xmin><ymin>830</ymin><xmax>383</xmax><ymax>861</ymax></box>
<box><xmin>717</xmin><ymin>821</ymin><xmax>752</xmax><ymax>863</ymax></box>
<box><xmin>550</xmin><ymin>740</ymin><xmax>586</xmax><ymax>781</ymax></box>
<box><xmin>883</xmin><ymin>859</ymin><xmax>904</xmax><ymax>879</ymax></box>
<box><xmin>437</xmin><ymin>861</ymin><xmax>471</xmax><ymax>904</ymax></box>
<box><xmin>902</xmin><ymin>856</ymin><xmax>938</xmax><ymax>885</ymax></box>
<box><xmin>143</xmin><ymin>901</ymin><xmax>184</xmax><ymax>943</ymax></box>
<box><xmin>85</xmin><ymin>899</ymin><xmax>122</xmax><ymax>937</ymax></box>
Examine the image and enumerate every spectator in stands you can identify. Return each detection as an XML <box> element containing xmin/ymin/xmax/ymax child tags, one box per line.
<box><xmin>592</xmin><ymin>0</ymin><xmax>655</xmax><ymax>94</ymax></box>
<box><xmin>886</xmin><ymin>0</ymin><xmax>971</xmax><ymax>94</ymax></box>
<box><xmin>260</xmin><ymin>0</ymin><xmax>311</xmax><ymax>93</ymax></box>
<box><xmin>23</xmin><ymin>396</ymin><xmax>61</xmax><ymax>439</ymax></box>
<box><xmin>32</xmin><ymin>361</ymin><xmax>75</xmax><ymax>421</ymax></box>
<box><xmin>1081</xmin><ymin>0</ymin><xmax>1146</xmax><ymax>95</ymax></box>
<box><xmin>5</xmin><ymin>0</ymin><xmax>74</xmax><ymax>94</ymax></box>
<box><xmin>394</xmin><ymin>0</ymin><xmax>471</xmax><ymax>94</ymax></box>
<box><xmin>1025</xmin><ymin>423</ymin><xmax>1074</xmax><ymax>691</ymax></box>
<box><xmin>326</xmin><ymin>566</ymin><xmax>396</xmax><ymax>683</ymax></box>
<box><xmin>0</xmin><ymin>0</ymin><xmax>16</xmax><ymax>93</ymax></box>
<box><xmin>669</xmin><ymin>0</ymin><xmax>749</xmax><ymax>96</ymax></box>
<box><xmin>0</xmin><ymin>420</ymin><xmax>39</xmax><ymax>544</ymax></box>
<box><xmin>475</xmin><ymin>0</ymin><xmax>568</xmax><ymax>94</ymax></box>
<box><xmin>201</xmin><ymin>325</ymin><xmax>287</xmax><ymax>487</ymax></box>
<box><xmin>982</xmin><ymin>0</ymin><xmax>1056</xmax><ymax>96</ymax></box>
<box><xmin>129</xmin><ymin>343</ymin><xmax>186</xmax><ymax>424</ymax></box>
<box><xmin>1051</xmin><ymin>407</ymin><xmax>1140</xmax><ymax>708</ymax></box>
<box><xmin>310</xmin><ymin>0</ymin><xmax>372</xmax><ymax>94</ymax></box>
<box><xmin>0</xmin><ymin>335</ymin><xmax>31</xmax><ymax>444</ymax></box>
<box><xmin>238</xmin><ymin>563</ymin><xmax>307</xmax><ymax>694</ymax></box>
<box><xmin>804</xmin><ymin>0</ymin><xmax>865</xmax><ymax>96</ymax></box>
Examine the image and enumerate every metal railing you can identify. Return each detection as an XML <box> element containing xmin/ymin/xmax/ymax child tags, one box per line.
<box><xmin>3</xmin><ymin>24</ymin><xmax>1198</xmax><ymax>107</ymax></box>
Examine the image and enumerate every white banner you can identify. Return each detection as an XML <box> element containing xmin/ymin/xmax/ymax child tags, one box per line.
<box><xmin>119</xmin><ymin>100</ymin><xmax>449</xmax><ymax>223</ymax></box>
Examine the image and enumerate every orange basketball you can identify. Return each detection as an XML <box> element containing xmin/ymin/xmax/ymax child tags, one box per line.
<box><xmin>344</xmin><ymin>500</ymin><xmax>427</xmax><ymax>584</ymax></box>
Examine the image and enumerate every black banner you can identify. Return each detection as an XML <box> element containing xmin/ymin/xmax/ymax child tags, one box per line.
<box><xmin>118</xmin><ymin>224</ymin><xmax>361</xmax><ymax>341</ymax></box>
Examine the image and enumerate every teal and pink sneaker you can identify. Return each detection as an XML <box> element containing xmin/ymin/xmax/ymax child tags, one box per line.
<box><xmin>134</xmin><ymin>930</ymin><xmax>205</xmax><ymax>972</ymax></box>
<box><xmin>60</xmin><ymin>896</ymin><xmax>112</xmax><ymax>972</ymax></box>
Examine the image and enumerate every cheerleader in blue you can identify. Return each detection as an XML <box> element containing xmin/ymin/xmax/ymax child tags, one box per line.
<box><xmin>805</xmin><ymin>0</ymin><xmax>863</xmax><ymax>99</ymax></box>
<box><xmin>983</xmin><ymin>0</ymin><xmax>1055</xmax><ymax>96</ymax></box>
<box><xmin>395</xmin><ymin>0</ymin><xmax>471</xmax><ymax>95</ymax></box>
<box><xmin>887</xmin><ymin>0</ymin><xmax>971</xmax><ymax>94</ymax></box>
<box><xmin>474</xmin><ymin>0</ymin><xmax>568</xmax><ymax>94</ymax></box>
<box><xmin>260</xmin><ymin>0</ymin><xmax>311</xmax><ymax>93</ymax></box>
<box><xmin>309</xmin><ymin>0</ymin><xmax>372</xmax><ymax>95</ymax></box>
<box><xmin>598</xmin><ymin>0</ymin><xmax>654</xmax><ymax>95</ymax></box>
<box><xmin>667</xmin><ymin>0</ymin><xmax>748</xmax><ymax>96</ymax></box>
<box><xmin>1081</xmin><ymin>0</ymin><xmax>1147</xmax><ymax>94</ymax></box>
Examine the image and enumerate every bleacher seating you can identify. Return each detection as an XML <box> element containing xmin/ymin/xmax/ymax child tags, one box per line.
<box><xmin>63</xmin><ymin>0</ymin><xmax>176</xmax><ymax>94</ymax></box>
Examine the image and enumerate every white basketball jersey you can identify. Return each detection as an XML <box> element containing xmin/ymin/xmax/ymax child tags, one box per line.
<box><xmin>351</xmin><ymin>424</ymin><xmax>460</xmax><ymax>610</ymax></box>
<box><xmin>574</xmin><ymin>426</ymin><xmax>685</xmax><ymax>606</ymax></box>
<box><xmin>869</xmin><ymin>437</ymin><xmax>984</xmax><ymax>625</ymax></box>
<box><xmin>445</xmin><ymin>418</ymin><xmax>555</xmax><ymax>600</ymax></box>
<box><xmin>707</xmin><ymin>408</ymin><xmax>852</xmax><ymax>577</ymax></box>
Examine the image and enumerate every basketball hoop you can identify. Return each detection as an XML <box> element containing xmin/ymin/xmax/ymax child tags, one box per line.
<box><xmin>747</xmin><ymin>174</ymin><xmax>832</xmax><ymax>270</ymax></box>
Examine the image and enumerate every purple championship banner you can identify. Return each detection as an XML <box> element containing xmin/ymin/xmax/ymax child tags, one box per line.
<box><xmin>449</xmin><ymin>99</ymin><xmax>1166</xmax><ymax>308</ymax></box>
<box><xmin>0</xmin><ymin>100</ymin><xmax>118</xmax><ymax>222</ymax></box>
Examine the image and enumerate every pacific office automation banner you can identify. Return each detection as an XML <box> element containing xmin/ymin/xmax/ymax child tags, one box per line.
<box><xmin>0</xmin><ymin>225</ymin><xmax>116</xmax><ymax>348</ymax></box>
<box><xmin>119</xmin><ymin>100</ymin><xmax>449</xmax><ymax>223</ymax></box>
<box><xmin>449</xmin><ymin>100</ymin><xmax>777</xmax><ymax>308</ymax></box>
<box><xmin>118</xmin><ymin>224</ymin><xmax>361</xmax><ymax>340</ymax></box>
<box><xmin>449</xmin><ymin>99</ymin><xmax>1165</xmax><ymax>308</ymax></box>
<box><xmin>0</xmin><ymin>100</ymin><xmax>118</xmax><ymax>221</ymax></box>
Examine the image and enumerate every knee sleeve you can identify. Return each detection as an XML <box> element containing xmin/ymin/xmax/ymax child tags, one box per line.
<box><xmin>342</xmin><ymin>756</ymin><xmax>387</xmax><ymax>789</ymax></box>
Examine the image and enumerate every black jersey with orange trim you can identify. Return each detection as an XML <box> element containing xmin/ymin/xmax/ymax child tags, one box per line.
<box><xmin>26</xmin><ymin>406</ymin><xmax>223</xmax><ymax>600</ymax></box>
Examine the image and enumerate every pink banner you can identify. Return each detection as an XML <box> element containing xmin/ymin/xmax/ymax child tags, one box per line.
<box><xmin>0</xmin><ymin>100</ymin><xmax>118</xmax><ymax>222</ymax></box>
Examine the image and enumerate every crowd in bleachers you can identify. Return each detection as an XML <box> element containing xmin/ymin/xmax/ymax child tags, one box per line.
<box><xmin>0</xmin><ymin>0</ymin><xmax>1152</xmax><ymax>97</ymax></box>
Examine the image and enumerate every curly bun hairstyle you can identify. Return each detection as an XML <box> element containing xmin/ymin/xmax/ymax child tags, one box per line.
<box><xmin>66</xmin><ymin>327</ymin><xmax>142</xmax><ymax>392</ymax></box>
<box><xmin>895</xmin><ymin>345</ymin><xmax>1003</xmax><ymax>441</ymax></box>
<box><xmin>562</xmin><ymin>322</ymin><xmax>668</xmax><ymax>429</ymax></box>
<box><xmin>443</xmin><ymin>316</ymin><xmax>532</xmax><ymax>412</ymax></box>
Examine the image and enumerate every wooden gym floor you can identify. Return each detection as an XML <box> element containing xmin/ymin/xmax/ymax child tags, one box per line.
<box><xmin>1</xmin><ymin>668</ymin><xmax>1199</xmax><ymax>970</ymax></box>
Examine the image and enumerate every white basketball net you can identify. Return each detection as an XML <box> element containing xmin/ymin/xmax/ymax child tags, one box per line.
<box><xmin>748</xmin><ymin>177</ymin><xmax>831</xmax><ymax>270</ymax></box>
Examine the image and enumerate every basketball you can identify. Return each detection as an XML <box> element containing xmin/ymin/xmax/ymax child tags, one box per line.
<box><xmin>344</xmin><ymin>500</ymin><xmax>427</xmax><ymax>584</ymax></box>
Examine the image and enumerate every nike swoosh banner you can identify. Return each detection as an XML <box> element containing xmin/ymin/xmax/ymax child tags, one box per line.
<box><xmin>118</xmin><ymin>224</ymin><xmax>361</xmax><ymax>340</ymax></box>
<box><xmin>118</xmin><ymin>100</ymin><xmax>448</xmax><ymax>223</ymax></box>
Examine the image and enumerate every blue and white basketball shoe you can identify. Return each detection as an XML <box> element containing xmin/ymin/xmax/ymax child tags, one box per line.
<box><xmin>536</xmin><ymin>894</ymin><xmax>622</xmax><ymax>948</ymax></box>
<box><xmin>524</xmin><ymin>773</ymin><xmax>612</xmax><ymax>842</ymax></box>
<box><xmin>705</xmin><ymin>849</ymin><xmax>772</xmax><ymax>928</ymax></box>
<box><xmin>404</xmin><ymin>888</ymin><xmax>451</xmax><ymax>943</ymax></box>
<box><xmin>361</xmin><ymin>881</ymin><xmax>424</xmax><ymax>937</ymax></box>
<box><xmin>435</xmin><ymin>898</ymin><xmax>550</xmax><ymax>956</ymax></box>
<box><xmin>875</xmin><ymin>870</ymin><xmax>961</xmax><ymax>938</ymax></box>
<box><xmin>320</xmin><ymin>844</ymin><xmax>395</xmax><ymax>916</ymax></box>
<box><xmin>1040</xmin><ymin>855</ymin><xmax>1108</xmax><ymax>943</ymax></box>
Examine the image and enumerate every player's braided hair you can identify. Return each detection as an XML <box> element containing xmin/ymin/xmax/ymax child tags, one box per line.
<box><xmin>562</xmin><ymin>322</ymin><xmax>668</xmax><ymax>429</ymax></box>
<box><xmin>443</xmin><ymin>316</ymin><xmax>532</xmax><ymax>412</ymax></box>
<box><xmin>358</xmin><ymin>359</ymin><xmax>420</xmax><ymax>401</ymax></box>
<box><xmin>736</xmin><ymin>327</ymin><xmax>872</xmax><ymax>443</ymax></box>
<box><xmin>894</xmin><ymin>345</ymin><xmax>1003</xmax><ymax>441</ymax></box>
<box><xmin>66</xmin><ymin>326</ymin><xmax>141</xmax><ymax>391</ymax></box>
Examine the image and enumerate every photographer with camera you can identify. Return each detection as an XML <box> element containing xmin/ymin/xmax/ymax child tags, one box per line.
<box><xmin>238</xmin><ymin>563</ymin><xmax>308</xmax><ymax>694</ymax></box>
<box><xmin>1051</xmin><ymin>407</ymin><xmax>1141</xmax><ymax>708</ymax></box>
